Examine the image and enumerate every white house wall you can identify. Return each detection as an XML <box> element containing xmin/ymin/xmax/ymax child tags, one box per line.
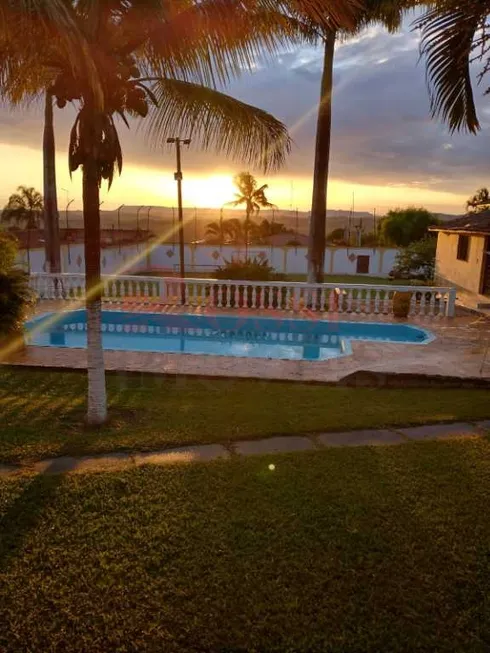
<box><xmin>21</xmin><ymin>243</ymin><xmax>400</xmax><ymax>278</ymax></box>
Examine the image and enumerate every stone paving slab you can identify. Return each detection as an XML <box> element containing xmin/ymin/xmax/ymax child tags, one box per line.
<box><xmin>476</xmin><ymin>420</ymin><xmax>490</xmax><ymax>431</ymax></box>
<box><xmin>234</xmin><ymin>436</ymin><xmax>314</xmax><ymax>456</ymax></box>
<box><xmin>1</xmin><ymin>421</ymin><xmax>489</xmax><ymax>478</ymax></box>
<box><xmin>34</xmin><ymin>452</ymin><xmax>133</xmax><ymax>475</ymax></box>
<box><xmin>317</xmin><ymin>429</ymin><xmax>405</xmax><ymax>448</ymax></box>
<box><xmin>133</xmin><ymin>444</ymin><xmax>229</xmax><ymax>467</ymax></box>
<box><xmin>398</xmin><ymin>422</ymin><xmax>480</xmax><ymax>441</ymax></box>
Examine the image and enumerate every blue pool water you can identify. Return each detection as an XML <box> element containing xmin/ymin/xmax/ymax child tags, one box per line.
<box><xmin>26</xmin><ymin>310</ymin><xmax>433</xmax><ymax>361</ymax></box>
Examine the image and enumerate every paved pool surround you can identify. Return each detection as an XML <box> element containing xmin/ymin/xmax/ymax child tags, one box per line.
<box><xmin>4</xmin><ymin>303</ymin><xmax>489</xmax><ymax>383</ymax></box>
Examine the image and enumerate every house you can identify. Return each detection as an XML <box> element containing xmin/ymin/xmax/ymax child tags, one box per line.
<box><xmin>430</xmin><ymin>212</ymin><xmax>490</xmax><ymax>296</ymax></box>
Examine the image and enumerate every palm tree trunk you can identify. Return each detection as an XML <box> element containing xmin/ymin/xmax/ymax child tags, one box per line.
<box><xmin>308</xmin><ymin>32</ymin><xmax>335</xmax><ymax>284</ymax></box>
<box><xmin>43</xmin><ymin>91</ymin><xmax>61</xmax><ymax>273</ymax></box>
<box><xmin>83</xmin><ymin>151</ymin><xmax>107</xmax><ymax>425</ymax></box>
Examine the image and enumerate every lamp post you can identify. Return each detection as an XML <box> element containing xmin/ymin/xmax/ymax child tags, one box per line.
<box><xmin>116</xmin><ymin>204</ymin><xmax>125</xmax><ymax>253</ymax></box>
<box><xmin>136</xmin><ymin>205</ymin><xmax>145</xmax><ymax>235</ymax></box>
<box><xmin>65</xmin><ymin>199</ymin><xmax>74</xmax><ymax>264</ymax></box>
<box><xmin>220</xmin><ymin>206</ymin><xmax>224</xmax><ymax>250</ymax></box>
<box><xmin>167</xmin><ymin>136</ymin><xmax>191</xmax><ymax>304</ymax></box>
<box><xmin>146</xmin><ymin>206</ymin><xmax>152</xmax><ymax>232</ymax></box>
<box><xmin>136</xmin><ymin>205</ymin><xmax>145</xmax><ymax>252</ymax></box>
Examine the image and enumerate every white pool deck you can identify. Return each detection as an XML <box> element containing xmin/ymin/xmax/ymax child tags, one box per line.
<box><xmin>3</xmin><ymin>301</ymin><xmax>489</xmax><ymax>383</ymax></box>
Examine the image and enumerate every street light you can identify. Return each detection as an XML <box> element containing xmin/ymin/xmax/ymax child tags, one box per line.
<box><xmin>146</xmin><ymin>206</ymin><xmax>153</xmax><ymax>232</ymax></box>
<box><xmin>167</xmin><ymin>136</ymin><xmax>191</xmax><ymax>304</ymax></box>
<box><xmin>116</xmin><ymin>204</ymin><xmax>125</xmax><ymax>252</ymax></box>
<box><xmin>66</xmin><ymin>199</ymin><xmax>74</xmax><ymax>265</ymax></box>
<box><xmin>136</xmin><ymin>205</ymin><xmax>145</xmax><ymax>235</ymax></box>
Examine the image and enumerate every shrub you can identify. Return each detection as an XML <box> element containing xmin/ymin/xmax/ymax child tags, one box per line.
<box><xmin>326</xmin><ymin>227</ymin><xmax>346</xmax><ymax>245</ymax></box>
<box><xmin>214</xmin><ymin>257</ymin><xmax>286</xmax><ymax>308</ymax></box>
<box><xmin>0</xmin><ymin>232</ymin><xmax>17</xmax><ymax>274</ymax></box>
<box><xmin>0</xmin><ymin>234</ymin><xmax>34</xmax><ymax>337</ymax></box>
<box><xmin>390</xmin><ymin>238</ymin><xmax>437</xmax><ymax>281</ymax></box>
<box><xmin>215</xmin><ymin>256</ymin><xmax>284</xmax><ymax>282</ymax></box>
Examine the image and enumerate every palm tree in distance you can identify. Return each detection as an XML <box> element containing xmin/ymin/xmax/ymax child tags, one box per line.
<box><xmin>307</xmin><ymin>0</ymin><xmax>408</xmax><ymax>283</ymax></box>
<box><xmin>205</xmin><ymin>219</ymin><xmax>235</xmax><ymax>245</ymax></box>
<box><xmin>2</xmin><ymin>187</ymin><xmax>44</xmax><ymax>230</ymax></box>
<box><xmin>2</xmin><ymin>186</ymin><xmax>44</xmax><ymax>274</ymax></box>
<box><xmin>466</xmin><ymin>188</ymin><xmax>490</xmax><ymax>214</ymax></box>
<box><xmin>226</xmin><ymin>172</ymin><xmax>277</xmax><ymax>257</ymax></box>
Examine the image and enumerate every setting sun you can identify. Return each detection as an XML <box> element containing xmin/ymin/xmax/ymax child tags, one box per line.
<box><xmin>179</xmin><ymin>174</ymin><xmax>237</xmax><ymax>208</ymax></box>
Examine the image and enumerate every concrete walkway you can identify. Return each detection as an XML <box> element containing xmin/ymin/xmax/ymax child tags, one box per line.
<box><xmin>1</xmin><ymin>420</ymin><xmax>489</xmax><ymax>477</ymax></box>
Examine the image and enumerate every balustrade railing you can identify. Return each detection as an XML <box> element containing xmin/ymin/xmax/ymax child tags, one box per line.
<box><xmin>29</xmin><ymin>273</ymin><xmax>456</xmax><ymax>318</ymax></box>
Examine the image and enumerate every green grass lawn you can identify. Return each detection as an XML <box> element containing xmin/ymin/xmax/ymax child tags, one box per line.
<box><xmin>1</xmin><ymin>368</ymin><xmax>490</xmax><ymax>463</ymax></box>
<box><xmin>2</xmin><ymin>439</ymin><xmax>490</xmax><ymax>651</ymax></box>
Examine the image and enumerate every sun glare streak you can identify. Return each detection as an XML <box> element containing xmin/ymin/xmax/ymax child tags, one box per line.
<box><xmin>0</xmin><ymin>216</ymin><xmax>195</xmax><ymax>363</ymax></box>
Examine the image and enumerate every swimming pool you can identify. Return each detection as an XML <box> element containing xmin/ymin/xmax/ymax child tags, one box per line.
<box><xmin>26</xmin><ymin>310</ymin><xmax>434</xmax><ymax>361</ymax></box>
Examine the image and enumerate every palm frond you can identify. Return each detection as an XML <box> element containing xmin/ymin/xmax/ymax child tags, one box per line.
<box><xmin>226</xmin><ymin>198</ymin><xmax>247</xmax><ymax>207</ymax></box>
<box><xmin>146</xmin><ymin>78</ymin><xmax>290</xmax><ymax>172</ymax></box>
<box><xmin>0</xmin><ymin>1</ymin><xmax>102</xmax><ymax>109</ymax></box>
<box><xmin>261</xmin><ymin>0</ymin><xmax>361</xmax><ymax>31</ymax></box>
<box><xmin>138</xmin><ymin>0</ymin><xmax>322</xmax><ymax>88</ymax></box>
<box><xmin>416</xmin><ymin>1</ymin><xmax>486</xmax><ymax>133</ymax></box>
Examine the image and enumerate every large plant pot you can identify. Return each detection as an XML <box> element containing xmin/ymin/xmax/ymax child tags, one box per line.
<box><xmin>392</xmin><ymin>291</ymin><xmax>412</xmax><ymax>318</ymax></box>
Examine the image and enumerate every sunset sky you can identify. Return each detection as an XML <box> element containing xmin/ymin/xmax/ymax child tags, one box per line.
<box><xmin>0</xmin><ymin>12</ymin><xmax>487</xmax><ymax>215</ymax></box>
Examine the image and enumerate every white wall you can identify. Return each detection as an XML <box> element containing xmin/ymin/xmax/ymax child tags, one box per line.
<box><xmin>22</xmin><ymin>243</ymin><xmax>400</xmax><ymax>278</ymax></box>
<box><xmin>18</xmin><ymin>243</ymin><xmax>149</xmax><ymax>275</ymax></box>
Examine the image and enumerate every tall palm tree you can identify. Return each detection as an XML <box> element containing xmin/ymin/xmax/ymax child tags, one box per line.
<box><xmin>226</xmin><ymin>172</ymin><xmax>276</xmax><ymax>256</ymax></box>
<box><xmin>467</xmin><ymin>187</ymin><xmax>490</xmax><ymax>214</ymax></box>
<box><xmin>307</xmin><ymin>0</ymin><xmax>408</xmax><ymax>283</ymax></box>
<box><xmin>3</xmin><ymin>0</ymin><xmax>359</xmax><ymax>424</ymax></box>
<box><xmin>1</xmin><ymin>186</ymin><xmax>44</xmax><ymax>229</ymax></box>
<box><xmin>43</xmin><ymin>90</ymin><xmax>61</xmax><ymax>273</ymax></box>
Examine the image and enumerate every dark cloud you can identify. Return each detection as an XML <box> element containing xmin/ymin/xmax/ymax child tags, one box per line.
<box><xmin>1</xmin><ymin>16</ymin><xmax>489</xmax><ymax>196</ymax></box>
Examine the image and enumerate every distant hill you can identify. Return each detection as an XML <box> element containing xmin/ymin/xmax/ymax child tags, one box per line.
<box><xmin>61</xmin><ymin>206</ymin><xmax>463</xmax><ymax>243</ymax></box>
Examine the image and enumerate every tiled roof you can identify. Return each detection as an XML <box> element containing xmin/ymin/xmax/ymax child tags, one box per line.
<box><xmin>430</xmin><ymin>211</ymin><xmax>490</xmax><ymax>235</ymax></box>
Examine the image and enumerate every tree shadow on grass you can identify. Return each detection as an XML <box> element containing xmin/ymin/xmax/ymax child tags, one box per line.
<box><xmin>0</xmin><ymin>462</ymin><xmax>65</xmax><ymax>573</ymax></box>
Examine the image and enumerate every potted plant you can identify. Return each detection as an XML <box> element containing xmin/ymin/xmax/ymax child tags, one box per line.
<box><xmin>392</xmin><ymin>291</ymin><xmax>412</xmax><ymax>318</ymax></box>
<box><xmin>0</xmin><ymin>233</ymin><xmax>35</xmax><ymax>356</ymax></box>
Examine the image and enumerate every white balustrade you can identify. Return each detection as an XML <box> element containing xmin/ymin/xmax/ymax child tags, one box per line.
<box><xmin>29</xmin><ymin>273</ymin><xmax>457</xmax><ymax>318</ymax></box>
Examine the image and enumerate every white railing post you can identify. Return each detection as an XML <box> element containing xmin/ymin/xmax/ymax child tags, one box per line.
<box><xmin>446</xmin><ymin>287</ymin><xmax>456</xmax><ymax>317</ymax></box>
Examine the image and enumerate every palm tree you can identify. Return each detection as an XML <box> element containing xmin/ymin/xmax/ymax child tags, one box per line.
<box><xmin>226</xmin><ymin>172</ymin><xmax>276</xmax><ymax>256</ymax></box>
<box><xmin>2</xmin><ymin>187</ymin><xmax>44</xmax><ymax>230</ymax></box>
<box><xmin>206</xmin><ymin>220</ymin><xmax>233</xmax><ymax>245</ymax></box>
<box><xmin>2</xmin><ymin>0</ymin><xmax>359</xmax><ymax>424</ymax></box>
<box><xmin>2</xmin><ymin>186</ymin><xmax>44</xmax><ymax>274</ymax></box>
<box><xmin>467</xmin><ymin>188</ymin><xmax>490</xmax><ymax>214</ymax></box>
<box><xmin>43</xmin><ymin>91</ymin><xmax>61</xmax><ymax>273</ymax></box>
<box><xmin>307</xmin><ymin>1</ymin><xmax>408</xmax><ymax>283</ymax></box>
<box><xmin>416</xmin><ymin>0</ymin><xmax>489</xmax><ymax>135</ymax></box>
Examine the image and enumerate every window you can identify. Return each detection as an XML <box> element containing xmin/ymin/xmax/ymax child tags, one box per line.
<box><xmin>356</xmin><ymin>255</ymin><xmax>370</xmax><ymax>274</ymax></box>
<box><xmin>457</xmin><ymin>235</ymin><xmax>470</xmax><ymax>261</ymax></box>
